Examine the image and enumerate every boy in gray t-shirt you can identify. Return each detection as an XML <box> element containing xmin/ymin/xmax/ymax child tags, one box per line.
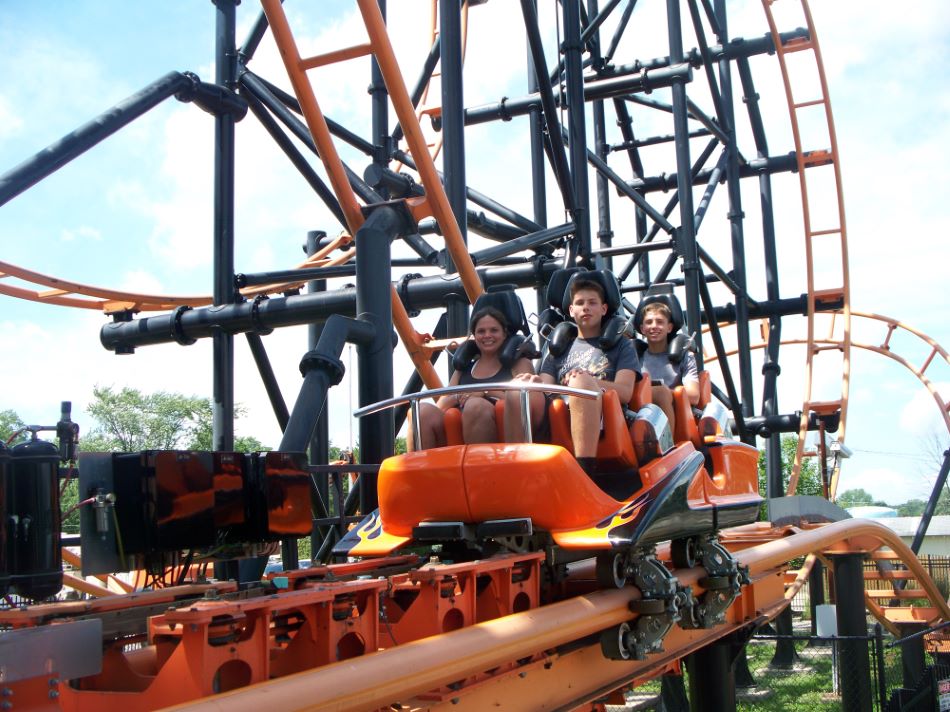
<box><xmin>638</xmin><ymin>301</ymin><xmax>699</xmax><ymax>428</ymax></box>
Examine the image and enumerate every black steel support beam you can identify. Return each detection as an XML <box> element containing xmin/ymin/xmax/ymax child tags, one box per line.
<box><xmin>394</xmin><ymin>150</ymin><xmax>543</xmax><ymax>234</ymax></box>
<box><xmin>370</xmin><ymin>0</ymin><xmax>390</xmax><ymax>170</ymax></box>
<box><xmin>910</xmin><ymin>449</ymin><xmax>950</xmax><ymax>554</ymax></box>
<box><xmin>590</xmin><ymin>0</ymin><xmax>614</xmax><ymax>271</ymax></box>
<box><xmin>392</xmin><ymin>34</ymin><xmax>440</xmax><ymax>144</ymax></box>
<box><xmin>471</xmin><ymin>223</ymin><xmax>575</xmax><ymax>266</ymax></box>
<box><xmin>356</xmin><ymin>205</ymin><xmax>406</xmax><ymax>511</ymax></box>
<box><xmin>563</xmin><ymin>0</ymin><xmax>592</xmax><ymax>259</ymax></box>
<box><xmin>609</xmin><ymin>28</ymin><xmax>808</xmax><ymax>78</ymax></box>
<box><xmin>278</xmin><ymin>314</ymin><xmax>375</xmax><ymax>452</ymax></box>
<box><xmin>617</xmin><ymin>138</ymin><xmax>718</xmax><ymax>283</ymax></box>
<box><xmin>245</xmin><ymin>331</ymin><xmax>290</xmax><ymax>432</ymax></box>
<box><xmin>627</xmin><ymin>153</ymin><xmax>798</xmax><ymax>194</ymax></box>
<box><xmin>212</xmin><ymin>0</ymin><xmax>239</xmax><ymax>452</ymax></box>
<box><xmin>686</xmin><ymin>637</ymin><xmax>736</xmax><ymax>711</ymax></box>
<box><xmin>716</xmin><ymin>0</ymin><xmax>755</xmax><ymax>443</ymax></box>
<box><xmin>306</xmin><ymin>231</ymin><xmax>332</xmax><ymax>559</ymax></box>
<box><xmin>239</xmin><ymin>72</ymin><xmax>383</xmax><ymax>205</ymax></box>
<box><xmin>832</xmin><ymin>554</ymin><xmax>873</xmax><ymax>711</ymax></box>
<box><xmin>440</xmin><ymin>0</ymin><xmax>470</xmax><ymax>343</ymax></box>
<box><xmin>667</xmin><ymin>0</ymin><xmax>702</xmax><ymax>356</ymax></box>
<box><xmin>736</xmin><ymin>54</ymin><xmax>784</xmax><ymax>498</ymax></box>
<box><xmin>0</xmin><ymin>71</ymin><xmax>195</xmax><ymax>207</ymax></box>
<box><xmin>241</xmin><ymin>86</ymin><xmax>348</xmax><ymax>228</ymax></box>
<box><xmin>526</xmin><ymin>0</ymin><xmax>548</xmax><ymax>315</ymax></box>
<box><xmin>520</xmin><ymin>0</ymin><xmax>577</xmax><ymax>217</ymax></box>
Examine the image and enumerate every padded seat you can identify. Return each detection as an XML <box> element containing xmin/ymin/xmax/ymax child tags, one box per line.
<box><xmin>672</xmin><ymin>371</ymin><xmax>711</xmax><ymax>448</ymax></box>
<box><xmin>444</xmin><ymin>400</ymin><xmax>506</xmax><ymax>445</ymax></box>
<box><xmin>548</xmin><ymin>390</ymin><xmax>637</xmax><ymax>470</ymax></box>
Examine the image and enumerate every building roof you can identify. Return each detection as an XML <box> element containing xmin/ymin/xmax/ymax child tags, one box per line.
<box><xmin>871</xmin><ymin>515</ymin><xmax>950</xmax><ymax>538</ymax></box>
<box><xmin>846</xmin><ymin>506</ymin><xmax>897</xmax><ymax>519</ymax></box>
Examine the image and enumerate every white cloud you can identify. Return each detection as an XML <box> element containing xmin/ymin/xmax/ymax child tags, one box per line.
<box><xmin>900</xmin><ymin>382</ymin><xmax>950</xmax><ymax>434</ymax></box>
<box><xmin>60</xmin><ymin>225</ymin><xmax>102</xmax><ymax>243</ymax></box>
<box><xmin>0</xmin><ymin>94</ymin><xmax>24</xmax><ymax>140</ymax></box>
<box><xmin>837</xmin><ymin>466</ymin><xmax>934</xmax><ymax>504</ymax></box>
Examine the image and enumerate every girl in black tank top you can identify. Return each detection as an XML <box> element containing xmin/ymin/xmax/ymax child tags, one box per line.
<box><xmin>408</xmin><ymin>307</ymin><xmax>535</xmax><ymax>449</ymax></box>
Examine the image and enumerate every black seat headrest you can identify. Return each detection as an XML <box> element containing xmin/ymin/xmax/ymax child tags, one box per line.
<box><xmin>633</xmin><ymin>282</ymin><xmax>684</xmax><ymax>336</ymax></box>
<box><xmin>472</xmin><ymin>286</ymin><xmax>530</xmax><ymax>337</ymax></box>
<box><xmin>561</xmin><ymin>269</ymin><xmax>623</xmax><ymax>317</ymax></box>
<box><xmin>545</xmin><ymin>267</ymin><xmax>587</xmax><ymax>313</ymax></box>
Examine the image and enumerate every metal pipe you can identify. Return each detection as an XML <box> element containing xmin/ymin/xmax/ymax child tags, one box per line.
<box><xmin>239</xmin><ymin>71</ymin><xmax>382</xmax><ymax>206</ymax></box>
<box><xmin>832</xmin><ymin>554</ymin><xmax>873</xmax><ymax>711</ymax></box>
<box><xmin>568</xmin><ymin>128</ymin><xmax>675</xmax><ymax>234</ymax></box>
<box><xmin>391</xmin><ymin>35</ymin><xmax>440</xmax><ymax>144</ymax></box>
<box><xmin>463</xmin><ymin>63</ymin><xmax>691</xmax><ymax>127</ymax></box>
<box><xmin>236</xmin><ymin>264</ymin><xmax>357</xmax><ymax>287</ymax></box>
<box><xmin>369</xmin><ymin>0</ymin><xmax>390</xmax><ymax>169</ymax></box>
<box><xmin>306</xmin><ymin>232</ymin><xmax>331</xmax><ymax>559</ymax></box>
<box><xmin>737</xmin><ymin>56</ymin><xmax>783</xmax><ymax>498</ymax></box>
<box><xmin>618</xmin><ymin>138</ymin><xmax>719</xmax><ymax>283</ymax></box>
<box><xmin>625</xmin><ymin>153</ymin><xmax>798</xmax><ymax>194</ymax></box>
<box><xmin>241</xmin><ymin>82</ymin><xmax>348</xmax><ymax>228</ymax></box>
<box><xmin>910</xmin><ymin>449</ymin><xmax>950</xmax><ymax>554</ymax></box>
<box><xmin>356</xmin><ymin>0</ymin><xmax>483</xmax><ymax>305</ymax></box>
<box><xmin>589</xmin><ymin>0</ymin><xmax>614</xmax><ymax>271</ymax></box>
<box><xmin>100</xmin><ymin>261</ymin><xmax>561</xmax><ymax>351</ymax></box>
<box><xmin>278</xmin><ymin>314</ymin><xmax>375</xmax><ymax>452</ymax></box>
<box><xmin>686</xmin><ymin>638</ymin><xmax>736</xmax><ymax>711</ymax></box>
<box><xmin>395</xmin><ymin>149</ymin><xmax>543</xmax><ymax>234</ymax></box>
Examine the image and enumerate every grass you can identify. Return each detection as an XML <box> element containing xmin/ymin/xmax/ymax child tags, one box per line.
<box><xmin>624</xmin><ymin>622</ymin><xmax>906</xmax><ymax>711</ymax></box>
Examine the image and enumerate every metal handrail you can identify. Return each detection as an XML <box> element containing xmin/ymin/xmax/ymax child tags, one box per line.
<box><xmin>354</xmin><ymin>382</ymin><xmax>599</xmax><ymax>445</ymax></box>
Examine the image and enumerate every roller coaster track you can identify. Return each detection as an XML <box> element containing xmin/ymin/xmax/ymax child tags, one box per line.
<box><xmin>129</xmin><ymin>519</ymin><xmax>945</xmax><ymax>712</ymax></box>
<box><xmin>761</xmin><ymin>0</ymin><xmax>852</xmax><ymax>497</ymax></box>
<box><xmin>703</xmin><ymin>310</ymin><xmax>950</xmax><ymax>497</ymax></box>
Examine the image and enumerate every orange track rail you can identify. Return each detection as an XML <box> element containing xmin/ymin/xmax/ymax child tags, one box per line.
<box><xmin>145</xmin><ymin>520</ymin><xmax>948</xmax><ymax>711</ymax></box>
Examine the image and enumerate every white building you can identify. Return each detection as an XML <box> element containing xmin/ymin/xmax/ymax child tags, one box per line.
<box><xmin>871</xmin><ymin>515</ymin><xmax>950</xmax><ymax>556</ymax></box>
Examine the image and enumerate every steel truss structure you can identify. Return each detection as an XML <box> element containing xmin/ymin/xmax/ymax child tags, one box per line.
<box><xmin>3</xmin><ymin>2</ymin><xmax>950</xmax><ymax>709</ymax></box>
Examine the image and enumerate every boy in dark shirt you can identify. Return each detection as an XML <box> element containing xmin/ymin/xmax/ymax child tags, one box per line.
<box><xmin>506</xmin><ymin>278</ymin><xmax>639</xmax><ymax>473</ymax></box>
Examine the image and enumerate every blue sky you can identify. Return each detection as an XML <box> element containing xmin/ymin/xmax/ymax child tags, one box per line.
<box><xmin>0</xmin><ymin>1</ymin><xmax>947</xmax><ymax>504</ymax></box>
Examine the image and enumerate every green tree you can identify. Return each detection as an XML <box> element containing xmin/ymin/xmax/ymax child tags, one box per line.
<box><xmin>836</xmin><ymin>488</ymin><xmax>874</xmax><ymax>508</ymax></box>
<box><xmin>757</xmin><ymin>434</ymin><xmax>823</xmax><ymax>500</ymax></box>
<box><xmin>0</xmin><ymin>409</ymin><xmax>27</xmax><ymax>446</ymax></box>
<box><xmin>898</xmin><ymin>499</ymin><xmax>927</xmax><ymax>517</ymax></box>
<box><xmin>83</xmin><ymin>385</ymin><xmax>265</xmax><ymax>453</ymax></box>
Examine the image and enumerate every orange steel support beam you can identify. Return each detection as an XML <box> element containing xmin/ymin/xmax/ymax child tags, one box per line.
<box><xmin>168</xmin><ymin>519</ymin><xmax>950</xmax><ymax>712</ymax></box>
<box><xmin>355</xmin><ymin>0</ymin><xmax>484</xmax><ymax>305</ymax></box>
<box><xmin>260</xmin><ymin>0</ymin><xmax>364</xmax><ymax>232</ymax></box>
<box><xmin>299</xmin><ymin>43</ymin><xmax>373</xmax><ymax>70</ymax></box>
<box><xmin>62</xmin><ymin>572</ymin><xmax>116</xmax><ymax>599</ymax></box>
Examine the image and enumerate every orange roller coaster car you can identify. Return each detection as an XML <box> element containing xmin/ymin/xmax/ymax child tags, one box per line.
<box><xmin>335</xmin><ymin>382</ymin><xmax>762</xmax><ymax>577</ymax></box>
